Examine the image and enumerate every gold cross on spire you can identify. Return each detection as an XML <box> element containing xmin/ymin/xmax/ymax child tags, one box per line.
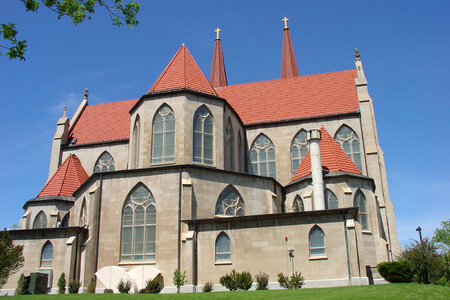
<box><xmin>282</xmin><ymin>17</ymin><xmax>289</xmax><ymax>29</ymax></box>
<box><xmin>215</xmin><ymin>27</ymin><xmax>221</xmax><ymax>40</ymax></box>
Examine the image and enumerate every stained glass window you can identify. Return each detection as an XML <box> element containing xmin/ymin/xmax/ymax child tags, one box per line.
<box><xmin>215</xmin><ymin>186</ymin><xmax>245</xmax><ymax>216</ymax></box>
<box><xmin>309</xmin><ymin>227</ymin><xmax>325</xmax><ymax>256</ymax></box>
<box><xmin>132</xmin><ymin>115</ymin><xmax>140</xmax><ymax>168</ymax></box>
<box><xmin>334</xmin><ymin>125</ymin><xmax>362</xmax><ymax>171</ymax></box>
<box><xmin>94</xmin><ymin>152</ymin><xmax>115</xmax><ymax>172</ymax></box>
<box><xmin>152</xmin><ymin>105</ymin><xmax>175</xmax><ymax>163</ymax></box>
<box><xmin>215</xmin><ymin>233</ymin><xmax>231</xmax><ymax>261</ymax></box>
<box><xmin>292</xmin><ymin>195</ymin><xmax>304</xmax><ymax>212</ymax></box>
<box><xmin>250</xmin><ymin>134</ymin><xmax>276</xmax><ymax>179</ymax></box>
<box><xmin>354</xmin><ymin>190</ymin><xmax>369</xmax><ymax>230</ymax></box>
<box><xmin>193</xmin><ymin>106</ymin><xmax>214</xmax><ymax>164</ymax></box>
<box><xmin>225</xmin><ymin>119</ymin><xmax>234</xmax><ymax>170</ymax></box>
<box><xmin>291</xmin><ymin>130</ymin><xmax>308</xmax><ymax>176</ymax></box>
<box><xmin>33</xmin><ymin>211</ymin><xmax>47</xmax><ymax>229</ymax></box>
<box><xmin>325</xmin><ymin>189</ymin><xmax>338</xmax><ymax>210</ymax></box>
<box><xmin>40</xmin><ymin>241</ymin><xmax>53</xmax><ymax>267</ymax></box>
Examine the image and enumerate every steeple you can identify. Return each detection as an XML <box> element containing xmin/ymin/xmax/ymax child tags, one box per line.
<box><xmin>210</xmin><ymin>27</ymin><xmax>228</xmax><ymax>88</ymax></box>
<box><xmin>281</xmin><ymin>17</ymin><xmax>299</xmax><ymax>79</ymax></box>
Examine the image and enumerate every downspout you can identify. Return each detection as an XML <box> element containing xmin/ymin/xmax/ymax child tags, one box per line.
<box><xmin>177</xmin><ymin>168</ymin><xmax>182</xmax><ymax>272</ymax></box>
<box><xmin>72</xmin><ymin>229</ymin><xmax>81</xmax><ymax>281</ymax></box>
<box><xmin>384</xmin><ymin>208</ymin><xmax>393</xmax><ymax>261</ymax></box>
<box><xmin>94</xmin><ymin>174</ymin><xmax>103</xmax><ymax>273</ymax></box>
<box><xmin>342</xmin><ymin>211</ymin><xmax>352</xmax><ymax>284</ymax></box>
<box><xmin>354</xmin><ymin>226</ymin><xmax>361</xmax><ymax>277</ymax></box>
<box><xmin>193</xmin><ymin>223</ymin><xmax>198</xmax><ymax>291</ymax></box>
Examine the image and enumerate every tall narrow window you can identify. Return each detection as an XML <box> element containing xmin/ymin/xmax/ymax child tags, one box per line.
<box><xmin>132</xmin><ymin>115</ymin><xmax>140</xmax><ymax>168</ymax></box>
<box><xmin>33</xmin><ymin>211</ymin><xmax>47</xmax><ymax>229</ymax></box>
<box><xmin>325</xmin><ymin>189</ymin><xmax>338</xmax><ymax>210</ymax></box>
<box><xmin>225</xmin><ymin>118</ymin><xmax>234</xmax><ymax>170</ymax></box>
<box><xmin>40</xmin><ymin>241</ymin><xmax>53</xmax><ymax>267</ymax></box>
<box><xmin>193</xmin><ymin>106</ymin><xmax>214</xmax><ymax>164</ymax></box>
<box><xmin>152</xmin><ymin>105</ymin><xmax>175</xmax><ymax>163</ymax></box>
<box><xmin>309</xmin><ymin>227</ymin><xmax>325</xmax><ymax>257</ymax></box>
<box><xmin>61</xmin><ymin>212</ymin><xmax>70</xmax><ymax>228</ymax></box>
<box><xmin>292</xmin><ymin>195</ymin><xmax>304</xmax><ymax>212</ymax></box>
<box><xmin>334</xmin><ymin>125</ymin><xmax>362</xmax><ymax>171</ymax></box>
<box><xmin>354</xmin><ymin>190</ymin><xmax>369</xmax><ymax>230</ymax></box>
<box><xmin>215</xmin><ymin>233</ymin><xmax>231</xmax><ymax>262</ymax></box>
<box><xmin>121</xmin><ymin>184</ymin><xmax>156</xmax><ymax>262</ymax></box>
<box><xmin>79</xmin><ymin>200</ymin><xmax>87</xmax><ymax>226</ymax></box>
<box><xmin>237</xmin><ymin>130</ymin><xmax>244</xmax><ymax>172</ymax></box>
<box><xmin>94</xmin><ymin>152</ymin><xmax>115</xmax><ymax>172</ymax></box>
<box><xmin>250</xmin><ymin>134</ymin><xmax>276</xmax><ymax>179</ymax></box>
<box><xmin>215</xmin><ymin>185</ymin><xmax>245</xmax><ymax>216</ymax></box>
<box><xmin>291</xmin><ymin>130</ymin><xmax>308</xmax><ymax>175</ymax></box>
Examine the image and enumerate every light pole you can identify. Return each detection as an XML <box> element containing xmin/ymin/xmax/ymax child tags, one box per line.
<box><xmin>416</xmin><ymin>226</ymin><xmax>423</xmax><ymax>244</ymax></box>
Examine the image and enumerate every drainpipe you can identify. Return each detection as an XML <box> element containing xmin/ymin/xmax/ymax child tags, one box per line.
<box><xmin>177</xmin><ymin>168</ymin><xmax>182</xmax><ymax>272</ymax></box>
<box><xmin>72</xmin><ymin>229</ymin><xmax>81</xmax><ymax>281</ymax></box>
<box><xmin>307</xmin><ymin>129</ymin><xmax>325</xmax><ymax>210</ymax></box>
<box><xmin>342</xmin><ymin>211</ymin><xmax>352</xmax><ymax>284</ymax></box>
<box><xmin>94</xmin><ymin>174</ymin><xmax>103</xmax><ymax>273</ymax></box>
<box><xmin>193</xmin><ymin>223</ymin><xmax>198</xmax><ymax>292</ymax></box>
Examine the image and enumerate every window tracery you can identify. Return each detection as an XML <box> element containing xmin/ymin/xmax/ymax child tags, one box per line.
<box><xmin>94</xmin><ymin>152</ymin><xmax>115</xmax><ymax>173</ymax></box>
<box><xmin>215</xmin><ymin>186</ymin><xmax>245</xmax><ymax>216</ymax></box>
<box><xmin>33</xmin><ymin>211</ymin><xmax>47</xmax><ymax>229</ymax></box>
<box><xmin>291</xmin><ymin>130</ymin><xmax>308</xmax><ymax>175</ymax></box>
<box><xmin>215</xmin><ymin>233</ymin><xmax>231</xmax><ymax>261</ymax></box>
<box><xmin>334</xmin><ymin>125</ymin><xmax>362</xmax><ymax>171</ymax></box>
<box><xmin>250</xmin><ymin>134</ymin><xmax>276</xmax><ymax>179</ymax></box>
<box><xmin>354</xmin><ymin>190</ymin><xmax>369</xmax><ymax>230</ymax></box>
<box><xmin>152</xmin><ymin>105</ymin><xmax>175</xmax><ymax>163</ymax></box>
<box><xmin>193</xmin><ymin>106</ymin><xmax>214</xmax><ymax>164</ymax></box>
<box><xmin>325</xmin><ymin>189</ymin><xmax>338</xmax><ymax>210</ymax></box>
<box><xmin>309</xmin><ymin>227</ymin><xmax>325</xmax><ymax>256</ymax></box>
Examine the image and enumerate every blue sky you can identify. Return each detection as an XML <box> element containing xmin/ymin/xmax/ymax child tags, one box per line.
<box><xmin>0</xmin><ymin>1</ymin><xmax>448</xmax><ymax>246</ymax></box>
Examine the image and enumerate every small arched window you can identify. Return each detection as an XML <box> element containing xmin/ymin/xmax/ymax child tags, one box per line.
<box><xmin>215</xmin><ymin>186</ymin><xmax>245</xmax><ymax>216</ymax></box>
<box><xmin>325</xmin><ymin>189</ymin><xmax>338</xmax><ymax>210</ymax></box>
<box><xmin>61</xmin><ymin>212</ymin><xmax>70</xmax><ymax>228</ymax></box>
<box><xmin>79</xmin><ymin>199</ymin><xmax>87</xmax><ymax>226</ymax></box>
<box><xmin>250</xmin><ymin>134</ymin><xmax>276</xmax><ymax>179</ymax></box>
<box><xmin>33</xmin><ymin>211</ymin><xmax>47</xmax><ymax>229</ymax></box>
<box><xmin>132</xmin><ymin>115</ymin><xmax>141</xmax><ymax>168</ymax></box>
<box><xmin>292</xmin><ymin>195</ymin><xmax>304</xmax><ymax>212</ymax></box>
<box><xmin>152</xmin><ymin>104</ymin><xmax>175</xmax><ymax>163</ymax></box>
<box><xmin>121</xmin><ymin>184</ymin><xmax>156</xmax><ymax>262</ymax></box>
<box><xmin>309</xmin><ymin>227</ymin><xmax>325</xmax><ymax>257</ymax></box>
<box><xmin>40</xmin><ymin>241</ymin><xmax>53</xmax><ymax>268</ymax></box>
<box><xmin>225</xmin><ymin>118</ymin><xmax>234</xmax><ymax>171</ymax></box>
<box><xmin>193</xmin><ymin>106</ymin><xmax>214</xmax><ymax>164</ymax></box>
<box><xmin>334</xmin><ymin>125</ymin><xmax>362</xmax><ymax>171</ymax></box>
<box><xmin>354</xmin><ymin>190</ymin><xmax>369</xmax><ymax>230</ymax></box>
<box><xmin>291</xmin><ymin>130</ymin><xmax>308</xmax><ymax>176</ymax></box>
<box><xmin>94</xmin><ymin>152</ymin><xmax>115</xmax><ymax>173</ymax></box>
<box><xmin>215</xmin><ymin>233</ymin><xmax>231</xmax><ymax>262</ymax></box>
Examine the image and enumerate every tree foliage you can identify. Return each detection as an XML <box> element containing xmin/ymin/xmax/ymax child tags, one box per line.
<box><xmin>173</xmin><ymin>269</ymin><xmax>186</xmax><ymax>293</ymax></box>
<box><xmin>433</xmin><ymin>219</ymin><xmax>450</xmax><ymax>252</ymax></box>
<box><xmin>1</xmin><ymin>0</ymin><xmax>140</xmax><ymax>60</ymax></box>
<box><xmin>377</xmin><ymin>261</ymin><xmax>413</xmax><ymax>283</ymax></box>
<box><xmin>0</xmin><ymin>230</ymin><xmax>24</xmax><ymax>288</ymax></box>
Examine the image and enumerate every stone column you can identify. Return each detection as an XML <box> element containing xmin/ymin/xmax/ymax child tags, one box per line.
<box><xmin>308</xmin><ymin>129</ymin><xmax>325</xmax><ymax>210</ymax></box>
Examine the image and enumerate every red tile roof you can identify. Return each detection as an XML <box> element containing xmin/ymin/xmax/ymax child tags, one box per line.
<box><xmin>216</xmin><ymin>69</ymin><xmax>358</xmax><ymax>125</ymax></box>
<box><xmin>210</xmin><ymin>38</ymin><xmax>228</xmax><ymax>88</ymax></box>
<box><xmin>69</xmin><ymin>98</ymin><xmax>138</xmax><ymax>145</ymax></box>
<box><xmin>281</xmin><ymin>28</ymin><xmax>299</xmax><ymax>79</ymax></box>
<box><xmin>38</xmin><ymin>154</ymin><xmax>89</xmax><ymax>197</ymax></box>
<box><xmin>148</xmin><ymin>45</ymin><xmax>218</xmax><ymax>96</ymax></box>
<box><xmin>292</xmin><ymin>126</ymin><xmax>361</xmax><ymax>181</ymax></box>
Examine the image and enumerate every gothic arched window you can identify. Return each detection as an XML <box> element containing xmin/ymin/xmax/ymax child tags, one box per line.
<box><xmin>215</xmin><ymin>232</ymin><xmax>231</xmax><ymax>262</ymax></box>
<box><xmin>354</xmin><ymin>189</ymin><xmax>369</xmax><ymax>230</ymax></box>
<box><xmin>215</xmin><ymin>186</ymin><xmax>245</xmax><ymax>216</ymax></box>
<box><xmin>132</xmin><ymin>115</ymin><xmax>141</xmax><ymax>168</ymax></box>
<box><xmin>61</xmin><ymin>212</ymin><xmax>70</xmax><ymax>228</ymax></box>
<box><xmin>152</xmin><ymin>104</ymin><xmax>175</xmax><ymax>163</ymax></box>
<box><xmin>250</xmin><ymin>134</ymin><xmax>276</xmax><ymax>179</ymax></box>
<box><xmin>325</xmin><ymin>189</ymin><xmax>338</xmax><ymax>210</ymax></box>
<box><xmin>237</xmin><ymin>130</ymin><xmax>244</xmax><ymax>172</ymax></box>
<box><xmin>40</xmin><ymin>241</ymin><xmax>53</xmax><ymax>268</ymax></box>
<box><xmin>309</xmin><ymin>226</ymin><xmax>325</xmax><ymax>257</ymax></box>
<box><xmin>121</xmin><ymin>184</ymin><xmax>156</xmax><ymax>262</ymax></box>
<box><xmin>334</xmin><ymin>125</ymin><xmax>362</xmax><ymax>171</ymax></box>
<box><xmin>225</xmin><ymin>118</ymin><xmax>234</xmax><ymax>171</ymax></box>
<box><xmin>33</xmin><ymin>211</ymin><xmax>47</xmax><ymax>229</ymax></box>
<box><xmin>291</xmin><ymin>130</ymin><xmax>308</xmax><ymax>175</ymax></box>
<box><xmin>193</xmin><ymin>106</ymin><xmax>214</xmax><ymax>164</ymax></box>
<box><xmin>79</xmin><ymin>199</ymin><xmax>87</xmax><ymax>226</ymax></box>
<box><xmin>94</xmin><ymin>152</ymin><xmax>115</xmax><ymax>173</ymax></box>
<box><xmin>292</xmin><ymin>195</ymin><xmax>304</xmax><ymax>212</ymax></box>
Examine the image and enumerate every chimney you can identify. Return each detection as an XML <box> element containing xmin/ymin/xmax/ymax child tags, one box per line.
<box><xmin>308</xmin><ymin>129</ymin><xmax>325</xmax><ymax>210</ymax></box>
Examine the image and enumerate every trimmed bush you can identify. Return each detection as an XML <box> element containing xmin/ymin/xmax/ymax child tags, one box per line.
<box><xmin>142</xmin><ymin>276</ymin><xmax>162</xmax><ymax>294</ymax></box>
<box><xmin>255</xmin><ymin>271</ymin><xmax>269</xmax><ymax>290</ymax></box>
<box><xmin>377</xmin><ymin>261</ymin><xmax>413</xmax><ymax>283</ymax></box>
<box><xmin>202</xmin><ymin>281</ymin><xmax>213</xmax><ymax>292</ymax></box>
<box><xmin>15</xmin><ymin>274</ymin><xmax>29</xmax><ymax>295</ymax></box>
<box><xmin>68</xmin><ymin>280</ymin><xmax>80</xmax><ymax>294</ymax></box>
<box><xmin>57</xmin><ymin>273</ymin><xmax>66</xmax><ymax>294</ymax></box>
<box><xmin>87</xmin><ymin>276</ymin><xmax>96</xmax><ymax>293</ymax></box>
<box><xmin>117</xmin><ymin>278</ymin><xmax>132</xmax><ymax>294</ymax></box>
<box><xmin>277</xmin><ymin>273</ymin><xmax>290</xmax><ymax>289</ymax></box>
<box><xmin>173</xmin><ymin>269</ymin><xmax>186</xmax><ymax>293</ymax></box>
<box><xmin>220</xmin><ymin>269</ymin><xmax>239</xmax><ymax>291</ymax></box>
<box><xmin>277</xmin><ymin>272</ymin><xmax>304</xmax><ymax>289</ymax></box>
<box><xmin>237</xmin><ymin>271</ymin><xmax>253</xmax><ymax>290</ymax></box>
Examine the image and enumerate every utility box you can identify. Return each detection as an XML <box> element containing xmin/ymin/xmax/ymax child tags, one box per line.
<box><xmin>28</xmin><ymin>273</ymin><xmax>48</xmax><ymax>294</ymax></box>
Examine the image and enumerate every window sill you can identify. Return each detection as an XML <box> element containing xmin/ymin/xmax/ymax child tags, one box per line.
<box><xmin>192</xmin><ymin>161</ymin><xmax>216</xmax><ymax>168</ymax></box>
<box><xmin>309</xmin><ymin>256</ymin><xmax>328</xmax><ymax>261</ymax></box>
<box><xmin>215</xmin><ymin>261</ymin><xmax>232</xmax><ymax>265</ymax></box>
<box><xmin>362</xmin><ymin>230</ymin><xmax>372</xmax><ymax>235</ymax></box>
<box><xmin>118</xmin><ymin>261</ymin><xmax>156</xmax><ymax>266</ymax></box>
<box><xmin>150</xmin><ymin>161</ymin><xmax>175</xmax><ymax>166</ymax></box>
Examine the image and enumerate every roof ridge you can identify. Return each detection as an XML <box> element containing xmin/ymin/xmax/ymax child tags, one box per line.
<box><xmin>321</xmin><ymin>126</ymin><xmax>340</xmax><ymax>170</ymax></box>
<box><xmin>148</xmin><ymin>46</ymin><xmax>184</xmax><ymax>94</ymax></box>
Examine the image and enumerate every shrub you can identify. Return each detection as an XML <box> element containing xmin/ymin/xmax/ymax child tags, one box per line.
<box><xmin>255</xmin><ymin>271</ymin><xmax>269</xmax><ymax>290</ymax></box>
<box><xmin>117</xmin><ymin>278</ymin><xmax>132</xmax><ymax>294</ymax></box>
<box><xmin>202</xmin><ymin>281</ymin><xmax>213</xmax><ymax>292</ymax></box>
<box><xmin>68</xmin><ymin>280</ymin><xmax>80</xmax><ymax>294</ymax></box>
<box><xmin>377</xmin><ymin>261</ymin><xmax>413</xmax><ymax>283</ymax></box>
<box><xmin>237</xmin><ymin>271</ymin><xmax>253</xmax><ymax>290</ymax></box>
<box><xmin>277</xmin><ymin>272</ymin><xmax>304</xmax><ymax>289</ymax></box>
<box><xmin>57</xmin><ymin>273</ymin><xmax>66</xmax><ymax>294</ymax></box>
<box><xmin>173</xmin><ymin>269</ymin><xmax>186</xmax><ymax>293</ymax></box>
<box><xmin>87</xmin><ymin>276</ymin><xmax>96</xmax><ymax>293</ymax></box>
<box><xmin>436</xmin><ymin>276</ymin><xmax>450</xmax><ymax>287</ymax></box>
<box><xmin>219</xmin><ymin>269</ymin><xmax>239</xmax><ymax>291</ymax></box>
<box><xmin>142</xmin><ymin>276</ymin><xmax>162</xmax><ymax>294</ymax></box>
<box><xmin>15</xmin><ymin>274</ymin><xmax>29</xmax><ymax>295</ymax></box>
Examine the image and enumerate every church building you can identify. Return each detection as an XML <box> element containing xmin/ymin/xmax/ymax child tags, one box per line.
<box><xmin>1</xmin><ymin>19</ymin><xmax>401</xmax><ymax>294</ymax></box>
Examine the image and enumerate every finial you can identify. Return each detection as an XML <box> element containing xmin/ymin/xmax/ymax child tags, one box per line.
<box><xmin>282</xmin><ymin>17</ymin><xmax>289</xmax><ymax>29</ymax></box>
<box><xmin>83</xmin><ymin>88</ymin><xmax>88</xmax><ymax>100</ymax></box>
<box><xmin>214</xmin><ymin>27</ymin><xmax>221</xmax><ymax>40</ymax></box>
<box><xmin>354</xmin><ymin>48</ymin><xmax>361</xmax><ymax>60</ymax></box>
<box><xmin>63</xmin><ymin>107</ymin><xmax>67</xmax><ymax>118</ymax></box>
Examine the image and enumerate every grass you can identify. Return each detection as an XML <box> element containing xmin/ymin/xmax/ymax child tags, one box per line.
<box><xmin>9</xmin><ymin>284</ymin><xmax>450</xmax><ymax>299</ymax></box>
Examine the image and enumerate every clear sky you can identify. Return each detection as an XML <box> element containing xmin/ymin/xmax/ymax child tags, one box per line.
<box><xmin>0</xmin><ymin>1</ymin><xmax>449</xmax><ymax>247</ymax></box>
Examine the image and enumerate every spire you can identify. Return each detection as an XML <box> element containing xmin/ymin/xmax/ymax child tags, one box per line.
<box><xmin>210</xmin><ymin>27</ymin><xmax>228</xmax><ymax>88</ymax></box>
<box><xmin>148</xmin><ymin>45</ymin><xmax>217</xmax><ymax>96</ymax></box>
<box><xmin>354</xmin><ymin>48</ymin><xmax>367</xmax><ymax>84</ymax></box>
<box><xmin>281</xmin><ymin>17</ymin><xmax>299</xmax><ymax>79</ymax></box>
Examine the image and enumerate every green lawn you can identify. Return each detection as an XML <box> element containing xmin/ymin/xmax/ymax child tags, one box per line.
<box><xmin>9</xmin><ymin>284</ymin><xmax>450</xmax><ymax>299</ymax></box>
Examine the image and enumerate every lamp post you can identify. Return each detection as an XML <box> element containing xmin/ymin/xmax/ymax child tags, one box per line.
<box><xmin>416</xmin><ymin>226</ymin><xmax>423</xmax><ymax>244</ymax></box>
